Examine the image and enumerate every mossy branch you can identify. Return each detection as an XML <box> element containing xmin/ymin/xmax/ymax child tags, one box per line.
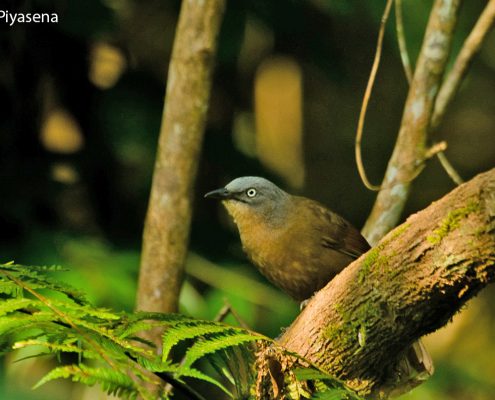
<box><xmin>278</xmin><ymin>168</ymin><xmax>495</xmax><ymax>398</ymax></box>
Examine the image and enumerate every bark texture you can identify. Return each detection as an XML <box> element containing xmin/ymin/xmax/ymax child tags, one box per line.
<box><xmin>136</xmin><ymin>0</ymin><xmax>226</xmax><ymax>319</ymax></box>
<box><xmin>278</xmin><ymin>168</ymin><xmax>495</xmax><ymax>398</ymax></box>
<box><xmin>362</xmin><ymin>0</ymin><xmax>462</xmax><ymax>245</ymax></box>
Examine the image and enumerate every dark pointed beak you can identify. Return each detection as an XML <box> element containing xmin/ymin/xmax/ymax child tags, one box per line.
<box><xmin>204</xmin><ymin>187</ymin><xmax>231</xmax><ymax>200</ymax></box>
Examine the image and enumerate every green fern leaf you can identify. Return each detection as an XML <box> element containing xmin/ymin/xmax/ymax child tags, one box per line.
<box><xmin>134</xmin><ymin>355</ymin><xmax>175</xmax><ymax>373</ymax></box>
<box><xmin>12</xmin><ymin>339</ymin><xmax>99</xmax><ymax>359</ymax></box>
<box><xmin>209</xmin><ymin>346</ymin><xmax>255</xmax><ymax>398</ymax></box>
<box><xmin>311</xmin><ymin>388</ymin><xmax>360</xmax><ymax>400</ymax></box>
<box><xmin>0</xmin><ymin>298</ymin><xmax>35</xmax><ymax>316</ymax></box>
<box><xmin>161</xmin><ymin>322</ymin><xmax>237</xmax><ymax>362</ymax></box>
<box><xmin>0</xmin><ymin>279</ymin><xmax>22</xmax><ymax>297</ymax></box>
<box><xmin>115</xmin><ymin>312</ymin><xmax>190</xmax><ymax>339</ymax></box>
<box><xmin>0</xmin><ymin>264</ymin><xmax>87</xmax><ymax>304</ymax></box>
<box><xmin>293</xmin><ymin>368</ymin><xmax>339</xmax><ymax>382</ymax></box>
<box><xmin>0</xmin><ymin>264</ymin><xmax>269</xmax><ymax>399</ymax></box>
<box><xmin>177</xmin><ymin>366</ymin><xmax>233</xmax><ymax>397</ymax></box>
<box><xmin>180</xmin><ymin>332</ymin><xmax>259</xmax><ymax>370</ymax></box>
<box><xmin>49</xmin><ymin>299</ymin><xmax>120</xmax><ymax>321</ymax></box>
<box><xmin>34</xmin><ymin>364</ymin><xmax>139</xmax><ymax>399</ymax></box>
<box><xmin>124</xmin><ymin>311</ymin><xmax>191</xmax><ymax>323</ymax></box>
<box><xmin>0</xmin><ymin>313</ymin><xmax>57</xmax><ymax>337</ymax></box>
<box><xmin>116</xmin><ymin>320</ymin><xmax>170</xmax><ymax>340</ymax></box>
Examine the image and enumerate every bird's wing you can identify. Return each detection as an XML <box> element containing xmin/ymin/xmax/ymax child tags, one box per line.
<box><xmin>303</xmin><ymin>198</ymin><xmax>371</xmax><ymax>259</ymax></box>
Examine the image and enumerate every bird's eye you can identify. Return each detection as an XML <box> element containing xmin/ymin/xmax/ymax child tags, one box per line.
<box><xmin>246</xmin><ymin>188</ymin><xmax>257</xmax><ymax>198</ymax></box>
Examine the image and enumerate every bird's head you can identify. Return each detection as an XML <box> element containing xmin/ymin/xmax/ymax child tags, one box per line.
<box><xmin>205</xmin><ymin>176</ymin><xmax>290</xmax><ymax>228</ymax></box>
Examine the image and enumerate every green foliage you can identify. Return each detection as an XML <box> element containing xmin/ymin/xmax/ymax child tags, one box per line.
<box><xmin>293</xmin><ymin>368</ymin><xmax>363</xmax><ymax>400</ymax></box>
<box><xmin>0</xmin><ymin>263</ymin><xmax>263</xmax><ymax>399</ymax></box>
<box><xmin>0</xmin><ymin>263</ymin><xmax>363</xmax><ymax>399</ymax></box>
<box><xmin>33</xmin><ymin>365</ymin><xmax>136</xmax><ymax>398</ymax></box>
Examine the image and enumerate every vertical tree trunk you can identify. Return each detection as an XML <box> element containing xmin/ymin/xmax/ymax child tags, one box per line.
<box><xmin>136</xmin><ymin>0</ymin><xmax>226</xmax><ymax>342</ymax></box>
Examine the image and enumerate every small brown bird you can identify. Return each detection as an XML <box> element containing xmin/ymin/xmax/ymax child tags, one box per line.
<box><xmin>205</xmin><ymin>177</ymin><xmax>434</xmax><ymax>392</ymax></box>
<box><xmin>205</xmin><ymin>176</ymin><xmax>370</xmax><ymax>301</ymax></box>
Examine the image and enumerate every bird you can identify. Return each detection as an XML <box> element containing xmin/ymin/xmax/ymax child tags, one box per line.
<box><xmin>205</xmin><ymin>176</ymin><xmax>434</xmax><ymax>394</ymax></box>
<box><xmin>204</xmin><ymin>176</ymin><xmax>370</xmax><ymax>301</ymax></box>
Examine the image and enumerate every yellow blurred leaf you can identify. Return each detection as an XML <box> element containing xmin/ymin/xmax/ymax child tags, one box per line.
<box><xmin>89</xmin><ymin>41</ymin><xmax>126</xmax><ymax>89</ymax></box>
<box><xmin>255</xmin><ymin>56</ymin><xmax>304</xmax><ymax>188</ymax></box>
<box><xmin>40</xmin><ymin>108</ymin><xmax>84</xmax><ymax>154</ymax></box>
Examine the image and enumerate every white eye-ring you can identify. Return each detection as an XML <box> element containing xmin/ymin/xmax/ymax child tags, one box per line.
<box><xmin>246</xmin><ymin>188</ymin><xmax>257</xmax><ymax>198</ymax></box>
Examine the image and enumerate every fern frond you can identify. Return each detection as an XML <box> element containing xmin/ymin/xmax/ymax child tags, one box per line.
<box><xmin>115</xmin><ymin>312</ymin><xmax>191</xmax><ymax>339</ymax></box>
<box><xmin>12</xmin><ymin>339</ymin><xmax>98</xmax><ymax>358</ymax></box>
<box><xmin>0</xmin><ymin>298</ymin><xmax>35</xmax><ymax>316</ymax></box>
<box><xmin>115</xmin><ymin>320</ymin><xmax>167</xmax><ymax>340</ymax></box>
<box><xmin>16</xmin><ymin>264</ymin><xmax>67</xmax><ymax>272</ymax></box>
<box><xmin>0</xmin><ymin>263</ymin><xmax>87</xmax><ymax>304</ymax></box>
<box><xmin>161</xmin><ymin>322</ymin><xmax>238</xmax><ymax>362</ymax></box>
<box><xmin>0</xmin><ymin>312</ymin><xmax>59</xmax><ymax>337</ymax></box>
<box><xmin>177</xmin><ymin>366</ymin><xmax>233</xmax><ymax>397</ymax></box>
<box><xmin>34</xmin><ymin>364</ymin><xmax>139</xmax><ymax>399</ymax></box>
<box><xmin>122</xmin><ymin>311</ymin><xmax>191</xmax><ymax>324</ymax></box>
<box><xmin>209</xmin><ymin>345</ymin><xmax>255</xmax><ymax>398</ymax></box>
<box><xmin>0</xmin><ymin>279</ymin><xmax>22</xmax><ymax>297</ymax></box>
<box><xmin>1</xmin><ymin>263</ymin><xmax>275</xmax><ymax>399</ymax></box>
<box><xmin>293</xmin><ymin>367</ymin><xmax>364</xmax><ymax>400</ymax></box>
<box><xmin>310</xmin><ymin>388</ymin><xmax>360</xmax><ymax>400</ymax></box>
<box><xmin>133</xmin><ymin>355</ymin><xmax>175</xmax><ymax>373</ymax></box>
<box><xmin>48</xmin><ymin>299</ymin><xmax>120</xmax><ymax>321</ymax></box>
<box><xmin>293</xmin><ymin>368</ymin><xmax>338</xmax><ymax>382</ymax></box>
<box><xmin>181</xmin><ymin>332</ymin><xmax>259</xmax><ymax>370</ymax></box>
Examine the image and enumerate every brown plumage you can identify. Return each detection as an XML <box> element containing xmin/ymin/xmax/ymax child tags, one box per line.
<box><xmin>205</xmin><ymin>177</ymin><xmax>370</xmax><ymax>301</ymax></box>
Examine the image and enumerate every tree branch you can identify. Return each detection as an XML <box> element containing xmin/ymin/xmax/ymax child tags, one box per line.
<box><xmin>278</xmin><ymin>168</ymin><xmax>495</xmax><ymax>397</ymax></box>
<box><xmin>431</xmin><ymin>0</ymin><xmax>495</xmax><ymax>130</ymax></box>
<box><xmin>362</xmin><ymin>0</ymin><xmax>462</xmax><ymax>245</ymax></box>
<box><xmin>136</xmin><ymin>0</ymin><xmax>226</xmax><ymax>324</ymax></box>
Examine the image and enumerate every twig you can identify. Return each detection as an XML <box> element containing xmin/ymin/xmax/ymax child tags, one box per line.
<box><xmin>431</xmin><ymin>0</ymin><xmax>495</xmax><ymax>130</ymax></box>
<box><xmin>355</xmin><ymin>0</ymin><xmax>394</xmax><ymax>191</ymax></box>
<box><xmin>214</xmin><ymin>299</ymin><xmax>251</xmax><ymax>329</ymax></box>
<box><xmin>436</xmin><ymin>151</ymin><xmax>463</xmax><ymax>185</ymax></box>
<box><xmin>437</xmin><ymin>151</ymin><xmax>464</xmax><ymax>185</ymax></box>
<box><xmin>395</xmin><ymin>0</ymin><xmax>413</xmax><ymax>84</ymax></box>
<box><xmin>214</xmin><ymin>302</ymin><xmax>233</xmax><ymax>322</ymax></box>
<box><xmin>424</xmin><ymin>141</ymin><xmax>447</xmax><ymax>159</ymax></box>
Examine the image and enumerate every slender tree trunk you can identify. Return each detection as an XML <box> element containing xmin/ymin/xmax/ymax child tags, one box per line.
<box><xmin>136</xmin><ymin>0</ymin><xmax>226</xmax><ymax>346</ymax></box>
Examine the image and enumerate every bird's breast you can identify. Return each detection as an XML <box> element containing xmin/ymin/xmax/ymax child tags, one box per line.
<box><xmin>238</xmin><ymin>219</ymin><xmax>317</xmax><ymax>300</ymax></box>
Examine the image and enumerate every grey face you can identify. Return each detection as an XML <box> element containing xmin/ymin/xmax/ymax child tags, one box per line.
<box><xmin>204</xmin><ymin>176</ymin><xmax>290</xmax><ymax>220</ymax></box>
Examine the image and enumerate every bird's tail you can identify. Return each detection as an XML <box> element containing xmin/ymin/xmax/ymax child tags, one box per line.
<box><xmin>384</xmin><ymin>339</ymin><xmax>434</xmax><ymax>398</ymax></box>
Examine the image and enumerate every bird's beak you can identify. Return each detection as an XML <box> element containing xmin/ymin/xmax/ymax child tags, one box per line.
<box><xmin>204</xmin><ymin>187</ymin><xmax>231</xmax><ymax>200</ymax></box>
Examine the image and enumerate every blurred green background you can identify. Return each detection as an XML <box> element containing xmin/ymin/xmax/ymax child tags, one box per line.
<box><xmin>1</xmin><ymin>0</ymin><xmax>494</xmax><ymax>399</ymax></box>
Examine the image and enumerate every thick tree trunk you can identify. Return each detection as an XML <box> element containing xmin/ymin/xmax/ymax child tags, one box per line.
<box><xmin>278</xmin><ymin>168</ymin><xmax>495</xmax><ymax>398</ymax></box>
